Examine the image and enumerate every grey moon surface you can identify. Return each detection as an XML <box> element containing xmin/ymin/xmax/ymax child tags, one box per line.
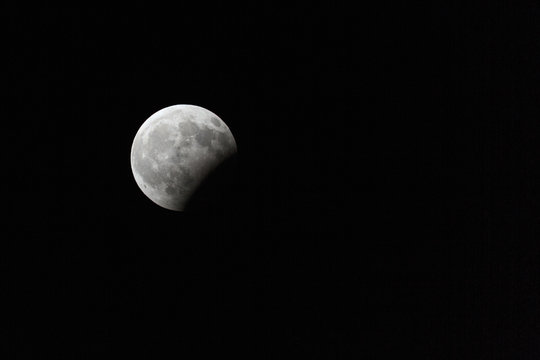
<box><xmin>130</xmin><ymin>104</ymin><xmax>237</xmax><ymax>211</ymax></box>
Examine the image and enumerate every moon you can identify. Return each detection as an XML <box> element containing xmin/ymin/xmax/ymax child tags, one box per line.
<box><xmin>130</xmin><ymin>104</ymin><xmax>237</xmax><ymax>211</ymax></box>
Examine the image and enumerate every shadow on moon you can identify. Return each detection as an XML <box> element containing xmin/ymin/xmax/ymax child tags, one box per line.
<box><xmin>183</xmin><ymin>153</ymin><xmax>240</xmax><ymax>214</ymax></box>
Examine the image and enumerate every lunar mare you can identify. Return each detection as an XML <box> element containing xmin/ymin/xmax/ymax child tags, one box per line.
<box><xmin>130</xmin><ymin>104</ymin><xmax>237</xmax><ymax>211</ymax></box>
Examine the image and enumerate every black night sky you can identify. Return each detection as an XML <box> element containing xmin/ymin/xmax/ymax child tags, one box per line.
<box><xmin>5</xmin><ymin>2</ymin><xmax>540</xmax><ymax>359</ymax></box>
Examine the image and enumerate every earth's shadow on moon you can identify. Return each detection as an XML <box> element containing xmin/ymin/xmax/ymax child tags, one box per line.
<box><xmin>183</xmin><ymin>152</ymin><xmax>240</xmax><ymax>214</ymax></box>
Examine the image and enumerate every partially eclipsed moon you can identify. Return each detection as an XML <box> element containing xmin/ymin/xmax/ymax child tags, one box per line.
<box><xmin>130</xmin><ymin>104</ymin><xmax>237</xmax><ymax>211</ymax></box>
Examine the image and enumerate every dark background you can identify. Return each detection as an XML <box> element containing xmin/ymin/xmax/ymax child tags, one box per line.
<box><xmin>4</xmin><ymin>1</ymin><xmax>540</xmax><ymax>359</ymax></box>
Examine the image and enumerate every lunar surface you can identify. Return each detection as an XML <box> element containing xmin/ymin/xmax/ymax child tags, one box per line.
<box><xmin>130</xmin><ymin>104</ymin><xmax>237</xmax><ymax>211</ymax></box>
